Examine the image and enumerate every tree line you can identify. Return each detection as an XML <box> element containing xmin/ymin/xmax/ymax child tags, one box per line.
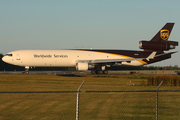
<box><xmin>0</xmin><ymin>54</ymin><xmax>179</xmax><ymax>71</ymax></box>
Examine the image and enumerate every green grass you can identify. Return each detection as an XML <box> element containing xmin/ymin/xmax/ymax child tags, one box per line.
<box><xmin>0</xmin><ymin>74</ymin><xmax>179</xmax><ymax>119</ymax></box>
<box><xmin>107</xmin><ymin>70</ymin><xmax>177</xmax><ymax>74</ymax></box>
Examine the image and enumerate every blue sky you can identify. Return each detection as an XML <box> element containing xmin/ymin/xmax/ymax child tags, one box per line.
<box><xmin>0</xmin><ymin>0</ymin><xmax>180</xmax><ymax>66</ymax></box>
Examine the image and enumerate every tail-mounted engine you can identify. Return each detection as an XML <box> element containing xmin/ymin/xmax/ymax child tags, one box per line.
<box><xmin>139</xmin><ymin>41</ymin><xmax>178</xmax><ymax>51</ymax></box>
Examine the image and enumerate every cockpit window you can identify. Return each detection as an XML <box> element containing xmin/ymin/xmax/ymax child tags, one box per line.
<box><xmin>6</xmin><ymin>54</ymin><xmax>13</xmax><ymax>57</ymax></box>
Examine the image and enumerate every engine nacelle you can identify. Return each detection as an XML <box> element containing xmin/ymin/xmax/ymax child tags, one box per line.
<box><xmin>76</xmin><ymin>62</ymin><xmax>89</xmax><ymax>71</ymax></box>
<box><xmin>139</xmin><ymin>41</ymin><xmax>175</xmax><ymax>51</ymax></box>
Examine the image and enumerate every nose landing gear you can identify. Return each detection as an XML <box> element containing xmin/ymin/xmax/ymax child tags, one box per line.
<box><xmin>22</xmin><ymin>66</ymin><xmax>29</xmax><ymax>74</ymax></box>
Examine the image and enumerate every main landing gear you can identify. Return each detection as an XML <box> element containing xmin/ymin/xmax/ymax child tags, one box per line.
<box><xmin>91</xmin><ymin>70</ymin><xmax>108</xmax><ymax>74</ymax></box>
<box><xmin>91</xmin><ymin>66</ymin><xmax>108</xmax><ymax>74</ymax></box>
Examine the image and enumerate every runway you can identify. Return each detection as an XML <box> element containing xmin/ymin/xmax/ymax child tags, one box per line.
<box><xmin>0</xmin><ymin>70</ymin><xmax>178</xmax><ymax>75</ymax></box>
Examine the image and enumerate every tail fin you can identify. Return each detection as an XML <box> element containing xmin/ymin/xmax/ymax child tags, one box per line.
<box><xmin>139</xmin><ymin>23</ymin><xmax>178</xmax><ymax>51</ymax></box>
<box><xmin>150</xmin><ymin>23</ymin><xmax>174</xmax><ymax>42</ymax></box>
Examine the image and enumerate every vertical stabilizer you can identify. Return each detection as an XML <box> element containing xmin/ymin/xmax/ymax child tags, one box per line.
<box><xmin>150</xmin><ymin>23</ymin><xmax>174</xmax><ymax>42</ymax></box>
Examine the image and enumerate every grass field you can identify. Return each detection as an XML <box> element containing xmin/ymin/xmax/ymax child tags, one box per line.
<box><xmin>0</xmin><ymin>73</ymin><xmax>179</xmax><ymax>119</ymax></box>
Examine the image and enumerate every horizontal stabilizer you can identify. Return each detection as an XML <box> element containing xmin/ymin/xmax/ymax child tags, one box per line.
<box><xmin>154</xmin><ymin>51</ymin><xmax>178</xmax><ymax>58</ymax></box>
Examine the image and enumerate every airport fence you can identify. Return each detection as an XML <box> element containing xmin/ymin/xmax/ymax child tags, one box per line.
<box><xmin>0</xmin><ymin>88</ymin><xmax>180</xmax><ymax>119</ymax></box>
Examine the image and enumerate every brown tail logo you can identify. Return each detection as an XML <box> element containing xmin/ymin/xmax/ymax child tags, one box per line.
<box><xmin>160</xmin><ymin>29</ymin><xmax>169</xmax><ymax>40</ymax></box>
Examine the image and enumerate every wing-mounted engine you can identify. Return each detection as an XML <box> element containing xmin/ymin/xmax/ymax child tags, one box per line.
<box><xmin>139</xmin><ymin>41</ymin><xmax>178</xmax><ymax>51</ymax></box>
<box><xmin>76</xmin><ymin>62</ymin><xmax>89</xmax><ymax>71</ymax></box>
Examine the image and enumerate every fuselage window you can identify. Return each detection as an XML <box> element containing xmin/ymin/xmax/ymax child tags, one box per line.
<box><xmin>6</xmin><ymin>54</ymin><xmax>13</xmax><ymax>57</ymax></box>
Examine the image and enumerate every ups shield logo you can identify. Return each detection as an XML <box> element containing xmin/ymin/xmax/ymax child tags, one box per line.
<box><xmin>160</xmin><ymin>29</ymin><xmax>169</xmax><ymax>40</ymax></box>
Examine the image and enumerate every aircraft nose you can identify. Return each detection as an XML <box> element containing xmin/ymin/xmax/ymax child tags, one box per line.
<box><xmin>2</xmin><ymin>56</ymin><xmax>6</xmax><ymax>62</ymax></box>
<box><xmin>2</xmin><ymin>56</ymin><xmax>9</xmax><ymax>63</ymax></box>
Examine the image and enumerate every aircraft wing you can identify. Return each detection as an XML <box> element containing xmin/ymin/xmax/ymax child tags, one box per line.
<box><xmin>77</xmin><ymin>58</ymin><xmax>143</xmax><ymax>65</ymax></box>
<box><xmin>91</xmin><ymin>51</ymin><xmax>157</xmax><ymax>64</ymax></box>
<box><xmin>91</xmin><ymin>58</ymin><xmax>142</xmax><ymax>64</ymax></box>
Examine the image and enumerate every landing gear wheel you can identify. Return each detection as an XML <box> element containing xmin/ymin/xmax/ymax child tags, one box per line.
<box><xmin>25</xmin><ymin>70</ymin><xmax>29</xmax><ymax>74</ymax></box>
<box><xmin>22</xmin><ymin>70</ymin><xmax>29</xmax><ymax>74</ymax></box>
<box><xmin>103</xmin><ymin>70</ymin><xmax>108</xmax><ymax>74</ymax></box>
<box><xmin>95</xmin><ymin>70</ymin><xmax>99</xmax><ymax>74</ymax></box>
<box><xmin>91</xmin><ymin>70</ymin><xmax>96</xmax><ymax>74</ymax></box>
<box><xmin>91</xmin><ymin>70</ymin><xmax>108</xmax><ymax>74</ymax></box>
<box><xmin>98</xmin><ymin>70</ymin><xmax>103</xmax><ymax>74</ymax></box>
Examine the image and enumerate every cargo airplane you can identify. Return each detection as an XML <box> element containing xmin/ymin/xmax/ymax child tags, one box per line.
<box><xmin>2</xmin><ymin>23</ymin><xmax>178</xmax><ymax>74</ymax></box>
